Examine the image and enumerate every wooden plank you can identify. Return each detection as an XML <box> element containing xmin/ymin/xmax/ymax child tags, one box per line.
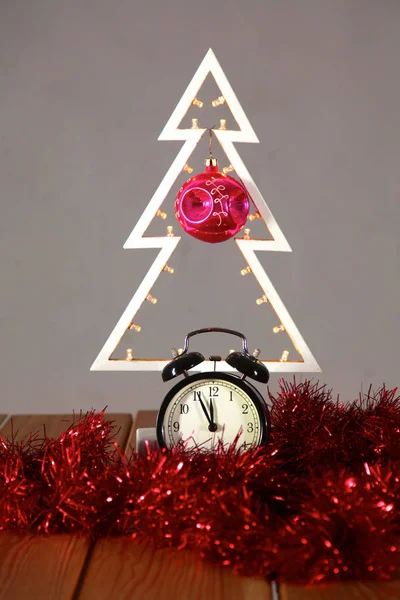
<box><xmin>0</xmin><ymin>533</ymin><xmax>89</xmax><ymax>600</ymax></box>
<box><xmin>0</xmin><ymin>413</ymin><xmax>133</xmax><ymax>600</ymax></box>
<box><xmin>0</xmin><ymin>414</ymin><xmax>75</xmax><ymax>440</ymax></box>
<box><xmin>79</xmin><ymin>538</ymin><xmax>271</xmax><ymax>600</ymax></box>
<box><xmin>280</xmin><ymin>580</ymin><xmax>400</xmax><ymax>600</ymax></box>
<box><xmin>0</xmin><ymin>413</ymin><xmax>132</xmax><ymax>445</ymax></box>
<box><xmin>78</xmin><ymin>409</ymin><xmax>271</xmax><ymax>600</ymax></box>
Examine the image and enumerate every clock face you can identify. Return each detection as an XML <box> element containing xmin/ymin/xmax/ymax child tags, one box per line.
<box><xmin>157</xmin><ymin>373</ymin><xmax>268</xmax><ymax>451</ymax></box>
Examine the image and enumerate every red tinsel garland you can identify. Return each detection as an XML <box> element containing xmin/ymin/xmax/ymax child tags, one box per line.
<box><xmin>0</xmin><ymin>379</ymin><xmax>399</xmax><ymax>584</ymax></box>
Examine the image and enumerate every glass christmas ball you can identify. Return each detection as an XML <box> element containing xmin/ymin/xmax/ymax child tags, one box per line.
<box><xmin>175</xmin><ymin>159</ymin><xmax>250</xmax><ymax>243</ymax></box>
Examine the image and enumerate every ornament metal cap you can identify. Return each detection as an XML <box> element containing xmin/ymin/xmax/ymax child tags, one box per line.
<box><xmin>205</xmin><ymin>157</ymin><xmax>218</xmax><ymax>167</ymax></box>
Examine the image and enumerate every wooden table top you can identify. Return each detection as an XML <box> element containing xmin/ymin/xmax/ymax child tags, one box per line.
<box><xmin>0</xmin><ymin>412</ymin><xmax>398</xmax><ymax>600</ymax></box>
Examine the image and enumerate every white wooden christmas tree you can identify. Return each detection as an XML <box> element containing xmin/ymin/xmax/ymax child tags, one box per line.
<box><xmin>91</xmin><ymin>49</ymin><xmax>320</xmax><ymax>374</ymax></box>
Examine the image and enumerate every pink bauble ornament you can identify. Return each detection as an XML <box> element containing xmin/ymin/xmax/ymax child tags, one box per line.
<box><xmin>175</xmin><ymin>158</ymin><xmax>250</xmax><ymax>243</ymax></box>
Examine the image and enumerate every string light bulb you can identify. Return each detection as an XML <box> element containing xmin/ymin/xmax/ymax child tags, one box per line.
<box><xmin>273</xmin><ymin>324</ymin><xmax>285</xmax><ymax>334</ymax></box>
<box><xmin>146</xmin><ymin>294</ymin><xmax>157</xmax><ymax>304</ymax></box>
<box><xmin>252</xmin><ymin>349</ymin><xmax>261</xmax><ymax>358</ymax></box>
<box><xmin>192</xmin><ymin>97</ymin><xmax>203</xmax><ymax>108</ymax></box>
<box><xmin>163</xmin><ymin>264</ymin><xmax>174</xmax><ymax>274</ymax></box>
<box><xmin>166</xmin><ymin>226</ymin><xmax>174</xmax><ymax>237</ymax></box>
<box><xmin>171</xmin><ymin>347</ymin><xmax>184</xmax><ymax>358</ymax></box>
<box><xmin>243</xmin><ymin>228</ymin><xmax>250</xmax><ymax>240</ymax></box>
<box><xmin>219</xmin><ymin>119</ymin><xmax>227</xmax><ymax>130</ymax></box>
<box><xmin>156</xmin><ymin>209</ymin><xmax>167</xmax><ymax>220</ymax></box>
<box><xmin>191</xmin><ymin>118</ymin><xmax>199</xmax><ymax>129</ymax></box>
<box><xmin>125</xmin><ymin>348</ymin><xmax>133</xmax><ymax>361</ymax></box>
<box><xmin>280</xmin><ymin>350</ymin><xmax>289</xmax><ymax>362</ymax></box>
<box><xmin>241</xmin><ymin>266</ymin><xmax>252</xmax><ymax>276</ymax></box>
<box><xmin>212</xmin><ymin>95</ymin><xmax>226</xmax><ymax>107</ymax></box>
<box><xmin>249</xmin><ymin>212</ymin><xmax>261</xmax><ymax>221</ymax></box>
<box><xmin>223</xmin><ymin>165</ymin><xmax>234</xmax><ymax>174</ymax></box>
<box><xmin>256</xmin><ymin>295</ymin><xmax>268</xmax><ymax>305</ymax></box>
<box><xmin>183</xmin><ymin>164</ymin><xmax>194</xmax><ymax>174</ymax></box>
<box><xmin>128</xmin><ymin>323</ymin><xmax>141</xmax><ymax>332</ymax></box>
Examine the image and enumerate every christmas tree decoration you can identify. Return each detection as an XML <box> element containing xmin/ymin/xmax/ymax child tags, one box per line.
<box><xmin>1</xmin><ymin>381</ymin><xmax>400</xmax><ymax>583</ymax></box>
<box><xmin>175</xmin><ymin>154</ymin><xmax>250</xmax><ymax>243</ymax></box>
<box><xmin>90</xmin><ymin>49</ymin><xmax>320</xmax><ymax>373</ymax></box>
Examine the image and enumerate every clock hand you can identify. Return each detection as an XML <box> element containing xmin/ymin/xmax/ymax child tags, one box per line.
<box><xmin>197</xmin><ymin>393</ymin><xmax>218</xmax><ymax>432</ymax></box>
<box><xmin>209</xmin><ymin>397</ymin><xmax>217</xmax><ymax>428</ymax></box>
<box><xmin>198</xmin><ymin>395</ymin><xmax>213</xmax><ymax>426</ymax></box>
<box><xmin>207</xmin><ymin>396</ymin><xmax>218</xmax><ymax>433</ymax></box>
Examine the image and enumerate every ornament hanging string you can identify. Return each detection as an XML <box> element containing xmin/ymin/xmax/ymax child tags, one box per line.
<box><xmin>208</xmin><ymin>127</ymin><xmax>215</xmax><ymax>158</ymax></box>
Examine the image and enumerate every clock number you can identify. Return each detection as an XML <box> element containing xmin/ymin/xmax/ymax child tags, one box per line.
<box><xmin>180</xmin><ymin>404</ymin><xmax>189</xmax><ymax>414</ymax></box>
<box><xmin>209</xmin><ymin>386</ymin><xmax>219</xmax><ymax>397</ymax></box>
<box><xmin>193</xmin><ymin>391</ymin><xmax>201</xmax><ymax>401</ymax></box>
<box><xmin>229</xmin><ymin>391</ymin><xmax>233</xmax><ymax>401</ymax></box>
<box><xmin>242</xmin><ymin>404</ymin><xmax>249</xmax><ymax>414</ymax></box>
<box><xmin>247</xmin><ymin>422</ymin><xmax>254</xmax><ymax>433</ymax></box>
<box><xmin>173</xmin><ymin>422</ymin><xmax>180</xmax><ymax>432</ymax></box>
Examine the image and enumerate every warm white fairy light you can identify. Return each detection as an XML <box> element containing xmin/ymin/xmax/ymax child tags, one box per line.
<box><xmin>241</xmin><ymin>266</ymin><xmax>252</xmax><ymax>276</ymax></box>
<box><xmin>166</xmin><ymin>226</ymin><xmax>174</xmax><ymax>237</ymax></box>
<box><xmin>219</xmin><ymin>119</ymin><xmax>227</xmax><ymax>130</ymax></box>
<box><xmin>91</xmin><ymin>49</ymin><xmax>320</xmax><ymax>373</ymax></box>
<box><xmin>192</xmin><ymin>97</ymin><xmax>203</xmax><ymax>108</ymax></box>
<box><xmin>212</xmin><ymin>95</ymin><xmax>226</xmax><ymax>107</ymax></box>
<box><xmin>243</xmin><ymin>228</ymin><xmax>250</xmax><ymax>240</ymax></box>
<box><xmin>128</xmin><ymin>323</ymin><xmax>141</xmax><ymax>332</ymax></box>
<box><xmin>170</xmin><ymin>347</ymin><xmax>184</xmax><ymax>357</ymax></box>
<box><xmin>280</xmin><ymin>350</ymin><xmax>289</xmax><ymax>362</ymax></box>
<box><xmin>126</xmin><ymin>348</ymin><xmax>133</xmax><ymax>361</ymax></box>
<box><xmin>273</xmin><ymin>324</ymin><xmax>285</xmax><ymax>333</ymax></box>
<box><xmin>163</xmin><ymin>265</ymin><xmax>174</xmax><ymax>274</ymax></box>
<box><xmin>146</xmin><ymin>294</ymin><xmax>157</xmax><ymax>304</ymax></box>
<box><xmin>256</xmin><ymin>295</ymin><xmax>268</xmax><ymax>305</ymax></box>
<box><xmin>156</xmin><ymin>209</ymin><xmax>167</xmax><ymax>220</ymax></box>
<box><xmin>223</xmin><ymin>164</ymin><xmax>234</xmax><ymax>174</ymax></box>
<box><xmin>183</xmin><ymin>164</ymin><xmax>194</xmax><ymax>174</ymax></box>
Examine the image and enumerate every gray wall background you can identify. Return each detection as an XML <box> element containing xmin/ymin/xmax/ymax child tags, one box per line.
<box><xmin>1</xmin><ymin>0</ymin><xmax>399</xmax><ymax>414</ymax></box>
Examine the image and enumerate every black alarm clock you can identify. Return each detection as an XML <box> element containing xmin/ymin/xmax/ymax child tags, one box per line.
<box><xmin>156</xmin><ymin>327</ymin><xmax>271</xmax><ymax>451</ymax></box>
